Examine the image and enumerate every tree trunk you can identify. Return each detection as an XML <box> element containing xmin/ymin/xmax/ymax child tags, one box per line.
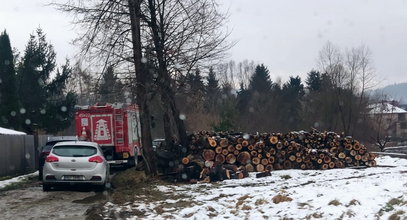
<box><xmin>128</xmin><ymin>0</ymin><xmax>157</xmax><ymax>176</ymax></box>
<box><xmin>146</xmin><ymin>0</ymin><xmax>188</xmax><ymax>152</ymax></box>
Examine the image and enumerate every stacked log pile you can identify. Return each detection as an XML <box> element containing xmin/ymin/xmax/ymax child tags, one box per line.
<box><xmin>179</xmin><ymin>130</ymin><xmax>376</xmax><ymax>182</ymax></box>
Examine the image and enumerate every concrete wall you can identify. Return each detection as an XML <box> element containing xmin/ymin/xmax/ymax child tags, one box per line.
<box><xmin>0</xmin><ymin>135</ymin><xmax>49</xmax><ymax>177</ymax></box>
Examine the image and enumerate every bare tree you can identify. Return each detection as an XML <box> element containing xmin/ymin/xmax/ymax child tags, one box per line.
<box><xmin>317</xmin><ymin>42</ymin><xmax>376</xmax><ymax>136</ymax></box>
<box><xmin>54</xmin><ymin>0</ymin><xmax>232</xmax><ymax>174</ymax></box>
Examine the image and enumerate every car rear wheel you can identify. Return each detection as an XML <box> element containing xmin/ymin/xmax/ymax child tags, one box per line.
<box><xmin>42</xmin><ymin>184</ymin><xmax>51</xmax><ymax>192</ymax></box>
<box><xmin>95</xmin><ymin>183</ymin><xmax>105</xmax><ymax>192</ymax></box>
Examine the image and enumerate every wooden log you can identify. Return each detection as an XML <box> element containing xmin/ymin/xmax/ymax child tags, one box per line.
<box><xmin>350</xmin><ymin>150</ymin><xmax>357</xmax><ymax>156</ymax></box>
<box><xmin>268</xmin><ymin>156</ymin><xmax>275</xmax><ymax>164</ymax></box>
<box><xmin>245</xmin><ymin>163</ymin><xmax>255</xmax><ymax>172</ymax></box>
<box><xmin>220</xmin><ymin>138</ymin><xmax>229</xmax><ymax>148</ymax></box>
<box><xmin>237</xmin><ymin>151</ymin><xmax>251</xmax><ymax>165</ymax></box>
<box><xmin>355</xmin><ymin>154</ymin><xmax>362</xmax><ymax>161</ymax></box>
<box><xmin>226</xmin><ymin>154</ymin><xmax>237</xmax><ymax>164</ymax></box>
<box><xmin>289</xmin><ymin>155</ymin><xmax>296</xmax><ymax>162</ymax></box>
<box><xmin>257</xmin><ymin>153</ymin><xmax>263</xmax><ymax>159</ymax></box>
<box><xmin>256</xmin><ymin>170</ymin><xmax>271</xmax><ymax>178</ymax></box>
<box><xmin>321</xmin><ymin>164</ymin><xmax>329</xmax><ymax>170</ymax></box>
<box><xmin>215</xmin><ymin>146</ymin><xmax>223</xmax><ymax>154</ymax></box>
<box><xmin>265</xmin><ymin>164</ymin><xmax>273</xmax><ymax>171</ymax></box>
<box><xmin>368</xmin><ymin>160</ymin><xmax>377</xmax><ymax>167</ymax></box>
<box><xmin>203</xmin><ymin>149</ymin><xmax>216</xmax><ymax>161</ymax></box>
<box><xmin>323</xmin><ymin>156</ymin><xmax>331</xmax><ymax>164</ymax></box>
<box><xmin>252</xmin><ymin>157</ymin><xmax>261</xmax><ymax>165</ymax></box>
<box><xmin>256</xmin><ymin>164</ymin><xmax>265</xmax><ymax>172</ymax></box>
<box><xmin>328</xmin><ymin>162</ymin><xmax>335</xmax><ymax>169</ymax></box>
<box><xmin>269</xmin><ymin>136</ymin><xmax>278</xmax><ymax>145</ymax></box>
<box><xmin>248</xmin><ymin>145</ymin><xmax>255</xmax><ymax>151</ymax></box>
<box><xmin>296</xmin><ymin>157</ymin><xmax>303</xmax><ymax>163</ymax></box>
<box><xmin>215</xmin><ymin>154</ymin><xmax>225</xmax><ymax>164</ymax></box>
<box><xmin>338</xmin><ymin>152</ymin><xmax>346</xmax><ymax>159</ymax></box>
<box><xmin>237</xmin><ymin>137</ymin><xmax>243</xmax><ymax>144</ymax></box>
<box><xmin>345</xmin><ymin>157</ymin><xmax>353</xmax><ymax>164</ymax></box>
<box><xmin>250</xmin><ymin>150</ymin><xmax>258</xmax><ymax>157</ymax></box>
<box><xmin>283</xmin><ymin>160</ymin><xmax>292</xmax><ymax>169</ymax></box>
<box><xmin>235</xmin><ymin>144</ymin><xmax>242</xmax><ymax>151</ymax></box>
<box><xmin>227</xmin><ymin>145</ymin><xmax>236</xmax><ymax>152</ymax></box>
<box><xmin>261</xmin><ymin>158</ymin><xmax>269</xmax><ymax>166</ymax></box>
<box><xmin>182</xmin><ymin>157</ymin><xmax>190</xmax><ymax>165</ymax></box>
<box><xmin>242</xmin><ymin>140</ymin><xmax>249</xmax><ymax>147</ymax></box>
<box><xmin>223</xmin><ymin>164</ymin><xmax>238</xmax><ymax>172</ymax></box>
<box><xmin>222</xmin><ymin>149</ymin><xmax>229</xmax><ymax>156</ymax></box>
<box><xmin>353</xmin><ymin>142</ymin><xmax>361</xmax><ymax>151</ymax></box>
<box><xmin>233</xmin><ymin>150</ymin><xmax>240</xmax><ymax>156</ymax></box>
<box><xmin>345</xmin><ymin>143</ymin><xmax>353</xmax><ymax>151</ymax></box>
<box><xmin>269</xmin><ymin>148</ymin><xmax>276</xmax><ymax>155</ymax></box>
<box><xmin>276</xmin><ymin>142</ymin><xmax>283</xmax><ymax>150</ymax></box>
<box><xmin>208</xmin><ymin>138</ymin><xmax>217</xmax><ymax>147</ymax></box>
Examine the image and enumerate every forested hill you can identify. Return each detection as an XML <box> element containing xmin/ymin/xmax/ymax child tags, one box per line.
<box><xmin>374</xmin><ymin>82</ymin><xmax>407</xmax><ymax>104</ymax></box>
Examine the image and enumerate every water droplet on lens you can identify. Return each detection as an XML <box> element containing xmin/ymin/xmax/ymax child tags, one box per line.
<box><xmin>20</xmin><ymin>108</ymin><xmax>26</xmax><ymax>114</ymax></box>
<box><xmin>179</xmin><ymin>114</ymin><xmax>186</xmax><ymax>120</ymax></box>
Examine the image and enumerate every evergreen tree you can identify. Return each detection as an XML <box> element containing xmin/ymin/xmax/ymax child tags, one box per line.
<box><xmin>99</xmin><ymin>65</ymin><xmax>119</xmax><ymax>103</ymax></box>
<box><xmin>281</xmin><ymin>76</ymin><xmax>305</xmax><ymax>131</ymax></box>
<box><xmin>305</xmin><ymin>70</ymin><xmax>321</xmax><ymax>92</ymax></box>
<box><xmin>17</xmin><ymin>28</ymin><xmax>76</xmax><ymax>134</ymax></box>
<box><xmin>205</xmin><ymin>67</ymin><xmax>220</xmax><ymax>111</ymax></box>
<box><xmin>248</xmin><ymin>64</ymin><xmax>272</xmax><ymax>93</ymax></box>
<box><xmin>0</xmin><ymin>30</ymin><xmax>19</xmax><ymax>129</ymax></box>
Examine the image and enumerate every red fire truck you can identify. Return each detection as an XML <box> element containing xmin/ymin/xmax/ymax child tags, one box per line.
<box><xmin>75</xmin><ymin>103</ymin><xmax>142</xmax><ymax>166</ymax></box>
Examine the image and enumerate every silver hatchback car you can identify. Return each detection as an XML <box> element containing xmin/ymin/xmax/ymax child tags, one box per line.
<box><xmin>42</xmin><ymin>141</ymin><xmax>109</xmax><ymax>191</ymax></box>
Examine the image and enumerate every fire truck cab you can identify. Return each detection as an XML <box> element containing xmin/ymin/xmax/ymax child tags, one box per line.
<box><xmin>75</xmin><ymin>103</ymin><xmax>142</xmax><ymax>166</ymax></box>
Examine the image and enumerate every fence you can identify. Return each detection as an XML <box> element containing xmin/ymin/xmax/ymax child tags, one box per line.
<box><xmin>0</xmin><ymin>135</ymin><xmax>49</xmax><ymax>177</ymax></box>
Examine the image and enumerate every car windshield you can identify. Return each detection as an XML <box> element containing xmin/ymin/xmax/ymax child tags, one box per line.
<box><xmin>52</xmin><ymin>145</ymin><xmax>97</xmax><ymax>157</ymax></box>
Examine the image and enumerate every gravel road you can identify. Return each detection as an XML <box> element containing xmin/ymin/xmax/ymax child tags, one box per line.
<box><xmin>0</xmin><ymin>183</ymin><xmax>107</xmax><ymax>220</ymax></box>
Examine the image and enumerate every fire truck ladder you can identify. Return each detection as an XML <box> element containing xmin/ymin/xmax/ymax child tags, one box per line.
<box><xmin>114</xmin><ymin>111</ymin><xmax>125</xmax><ymax>146</ymax></box>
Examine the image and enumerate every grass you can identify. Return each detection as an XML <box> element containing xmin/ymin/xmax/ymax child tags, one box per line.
<box><xmin>328</xmin><ymin>199</ymin><xmax>342</xmax><ymax>206</ymax></box>
<box><xmin>272</xmin><ymin>194</ymin><xmax>293</xmax><ymax>204</ymax></box>
<box><xmin>236</xmin><ymin>194</ymin><xmax>251</xmax><ymax>208</ymax></box>
<box><xmin>297</xmin><ymin>202</ymin><xmax>312</xmax><ymax>209</ymax></box>
<box><xmin>378</xmin><ymin>197</ymin><xmax>406</xmax><ymax>215</ymax></box>
<box><xmin>255</xmin><ymin>199</ymin><xmax>268</xmax><ymax>206</ymax></box>
<box><xmin>388</xmin><ymin>210</ymin><xmax>405</xmax><ymax>220</ymax></box>
<box><xmin>346</xmin><ymin>199</ymin><xmax>361</xmax><ymax>207</ymax></box>
<box><xmin>280</xmin><ymin>175</ymin><xmax>292</xmax><ymax>180</ymax></box>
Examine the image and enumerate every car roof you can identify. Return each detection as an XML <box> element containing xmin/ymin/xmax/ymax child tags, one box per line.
<box><xmin>47</xmin><ymin>136</ymin><xmax>78</xmax><ymax>142</ymax></box>
<box><xmin>53</xmin><ymin>141</ymin><xmax>99</xmax><ymax>147</ymax></box>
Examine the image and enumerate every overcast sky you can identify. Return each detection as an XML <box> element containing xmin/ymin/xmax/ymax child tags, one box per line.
<box><xmin>1</xmin><ymin>0</ymin><xmax>407</xmax><ymax>87</ymax></box>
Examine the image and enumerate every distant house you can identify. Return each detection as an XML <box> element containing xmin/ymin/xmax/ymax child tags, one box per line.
<box><xmin>368</xmin><ymin>102</ymin><xmax>407</xmax><ymax>138</ymax></box>
<box><xmin>0</xmin><ymin>127</ymin><xmax>26</xmax><ymax>135</ymax></box>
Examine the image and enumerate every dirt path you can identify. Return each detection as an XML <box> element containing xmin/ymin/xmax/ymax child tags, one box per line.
<box><xmin>0</xmin><ymin>183</ymin><xmax>107</xmax><ymax>220</ymax></box>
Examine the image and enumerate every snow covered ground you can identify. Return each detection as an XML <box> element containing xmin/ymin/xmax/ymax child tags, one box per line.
<box><xmin>103</xmin><ymin>156</ymin><xmax>407</xmax><ymax>219</ymax></box>
<box><xmin>0</xmin><ymin>171</ymin><xmax>38</xmax><ymax>189</ymax></box>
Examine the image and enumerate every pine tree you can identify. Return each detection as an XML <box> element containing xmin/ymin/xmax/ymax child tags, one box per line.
<box><xmin>281</xmin><ymin>76</ymin><xmax>305</xmax><ymax>131</ymax></box>
<box><xmin>99</xmin><ymin>65</ymin><xmax>118</xmax><ymax>103</ymax></box>
<box><xmin>0</xmin><ymin>30</ymin><xmax>19</xmax><ymax>129</ymax></box>
<box><xmin>17</xmin><ymin>28</ymin><xmax>76</xmax><ymax>134</ymax></box>
<box><xmin>205</xmin><ymin>67</ymin><xmax>220</xmax><ymax>111</ymax></box>
<box><xmin>248</xmin><ymin>64</ymin><xmax>272</xmax><ymax>93</ymax></box>
<box><xmin>305</xmin><ymin>70</ymin><xmax>321</xmax><ymax>92</ymax></box>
